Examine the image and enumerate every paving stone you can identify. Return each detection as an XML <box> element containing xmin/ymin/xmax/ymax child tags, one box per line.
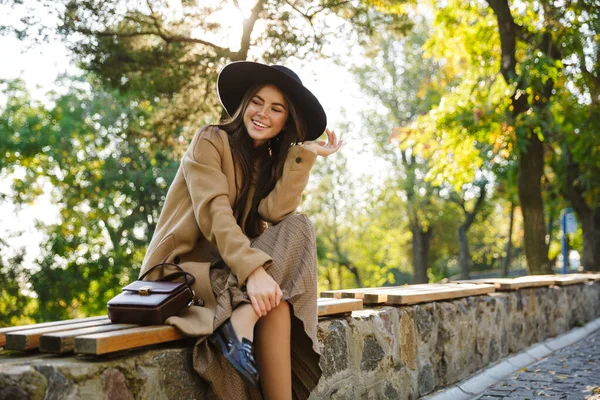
<box><xmin>480</xmin><ymin>329</ymin><xmax>600</xmax><ymax>399</ymax></box>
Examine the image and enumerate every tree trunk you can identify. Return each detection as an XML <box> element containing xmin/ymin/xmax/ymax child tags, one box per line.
<box><xmin>487</xmin><ymin>0</ymin><xmax>553</xmax><ymax>275</ymax></box>
<box><xmin>412</xmin><ymin>224</ymin><xmax>432</xmax><ymax>283</ymax></box>
<box><xmin>518</xmin><ymin>133</ymin><xmax>552</xmax><ymax>274</ymax></box>
<box><xmin>343</xmin><ymin>262</ymin><xmax>363</xmax><ymax>288</ymax></box>
<box><xmin>458</xmin><ymin>225</ymin><xmax>470</xmax><ymax>280</ymax></box>
<box><xmin>579</xmin><ymin>207</ymin><xmax>600</xmax><ymax>271</ymax></box>
<box><xmin>502</xmin><ymin>201</ymin><xmax>515</xmax><ymax>277</ymax></box>
<box><xmin>456</xmin><ymin>185</ymin><xmax>486</xmax><ymax>280</ymax></box>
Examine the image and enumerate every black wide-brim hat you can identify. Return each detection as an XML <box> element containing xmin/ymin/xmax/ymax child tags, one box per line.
<box><xmin>217</xmin><ymin>61</ymin><xmax>327</xmax><ymax>142</ymax></box>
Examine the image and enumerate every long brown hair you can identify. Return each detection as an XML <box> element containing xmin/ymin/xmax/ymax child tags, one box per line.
<box><xmin>218</xmin><ymin>83</ymin><xmax>308</xmax><ymax>237</ymax></box>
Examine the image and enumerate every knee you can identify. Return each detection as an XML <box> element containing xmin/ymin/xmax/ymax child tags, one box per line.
<box><xmin>261</xmin><ymin>300</ymin><xmax>290</xmax><ymax>322</ymax></box>
<box><xmin>280</xmin><ymin>213</ymin><xmax>314</xmax><ymax>232</ymax></box>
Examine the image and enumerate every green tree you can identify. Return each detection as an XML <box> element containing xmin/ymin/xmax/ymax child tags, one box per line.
<box><xmin>0</xmin><ymin>77</ymin><xmax>179</xmax><ymax>320</ymax></box>
<box><xmin>350</xmin><ymin>15</ymin><xmax>492</xmax><ymax>282</ymax></box>
<box><xmin>305</xmin><ymin>152</ymin><xmax>413</xmax><ymax>291</ymax></box>
<box><xmin>3</xmin><ymin>0</ymin><xmax>410</xmax><ymax>137</ymax></box>
<box><xmin>350</xmin><ymin>21</ymin><xmax>444</xmax><ymax>283</ymax></box>
<box><xmin>406</xmin><ymin>0</ymin><xmax>600</xmax><ymax>274</ymax></box>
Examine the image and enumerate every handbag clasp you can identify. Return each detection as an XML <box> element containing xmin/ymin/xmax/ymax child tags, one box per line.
<box><xmin>138</xmin><ymin>285</ymin><xmax>152</xmax><ymax>296</ymax></box>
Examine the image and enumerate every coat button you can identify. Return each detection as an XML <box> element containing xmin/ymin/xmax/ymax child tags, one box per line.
<box><xmin>295</xmin><ymin>157</ymin><xmax>302</xmax><ymax>164</ymax></box>
<box><xmin>174</xmin><ymin>256</ymin><xmax>181</xmax><ymax>264</ymax></box>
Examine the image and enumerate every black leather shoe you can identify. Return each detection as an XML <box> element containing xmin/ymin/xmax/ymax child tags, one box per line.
<box><xmin>209</xmin><ymin>319</ymin><xmax>259</xmax><ymax>386</ymax></box>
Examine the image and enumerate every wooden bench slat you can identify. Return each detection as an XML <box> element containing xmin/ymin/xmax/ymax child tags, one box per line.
<box><xmin>550</xmin><ymin>275</ymin><xmax>590</xmax><ymax>286</ymax></box>
<box><xmin>456</xmin><ymin>277</ymin><xmax>556</xmax><ymax>290</ymax></box>
<box><xmin>317</xmin><ymin>298</ymin><xmax>362</xmax><ymax>316</ymax></box>
<box><xmin>5</xmin><ymin>318</ymin><xmax>111</xmax><ymax>351</ymax></box>
<box><xmin>39</xmin><ymin>323</ymin><xmax>138</xmax><ymax>354</ymax></box>
<box><xmin>356</xmin><ymin>283</ymin><xmax>494</xmax><ymax>305</ymax></box>
<box><xmin>384</xmin><ymin>283</ymin><xmax>495</xmax><ymax>305</ymax></box>
<box><xmin>581</xmin><ymin>273</ymin><xmax>600</xmax><ymax>281</ymax></box>
<box><xmin>75</xmin><ymin>325</ymin><xmax>186</xmax><ymax>355</ymax></box>
<box><xmin>0</xmin><ymin>316</ymin><xmax>107</xmax><ymax>347</ymax></box>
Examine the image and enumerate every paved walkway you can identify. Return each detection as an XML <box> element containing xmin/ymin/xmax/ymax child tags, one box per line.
<box><xmin>478</xmin><ymin>330</ymin><xmax>600</xmax><ymax>399</ymax></box>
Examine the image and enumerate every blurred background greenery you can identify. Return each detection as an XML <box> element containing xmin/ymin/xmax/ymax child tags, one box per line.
<box><xmin>0</xmin><ymin>0</ymin><xmax>598</xmax><ymax>326</ymax></box>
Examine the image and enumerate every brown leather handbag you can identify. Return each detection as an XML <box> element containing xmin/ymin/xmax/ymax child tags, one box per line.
<box><xmin>107</xmin><ymin>263</ymin><xmax>201</xmax><ymax>325</ymax></box>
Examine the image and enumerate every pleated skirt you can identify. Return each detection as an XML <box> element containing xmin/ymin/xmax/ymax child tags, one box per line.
<box><xmin>192</xmin><ymin>213</ymin><xmax>322</xmax><ymax>399</ymax></box>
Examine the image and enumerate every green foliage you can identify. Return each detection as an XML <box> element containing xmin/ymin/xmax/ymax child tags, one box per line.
<box><xmin>305</xmin><ymin>152</ymin><xmax>411</xmax><ymax>291</ymax></box>
<box><xmin>0</xmin><ymin>239</ymin><xmax>37</xmax><ymax>327</ymax></box>
<box><xmin>0</xmin><ymin>77</ymin><xmax>180</xmax><ymax>321</ymax></box>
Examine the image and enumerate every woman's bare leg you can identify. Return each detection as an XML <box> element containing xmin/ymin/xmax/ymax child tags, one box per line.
<box><xmin>254</xmin><ymin>300</ymin><xmax>292</xmax><ymax>400</ymax></box>
<box><xmin>230</xmin><ymin>303</ymin><xmax>260</xmax><ymax>341</ymax></box>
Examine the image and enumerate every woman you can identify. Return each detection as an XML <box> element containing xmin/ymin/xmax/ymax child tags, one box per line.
<box><xmin>138</xmin><ymin>61</ymin><xmax>342</xmax><ymax>399</ymax></box>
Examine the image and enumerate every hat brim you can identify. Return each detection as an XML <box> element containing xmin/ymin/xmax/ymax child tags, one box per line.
<box><xmin>217</xmin><ymin>61</ymin><xmax>327</xmax><ymax>142</ymax></box>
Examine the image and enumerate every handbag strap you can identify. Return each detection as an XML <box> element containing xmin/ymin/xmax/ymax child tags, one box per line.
<box><xmin>161</xmin><ymin>271</ymin><xmax>196</xmax><ymax>286</ymax></box>
<box><xmin>138</xmin><ymin>262</ymin><xmax>202</xmax><ymax>306</ymax></box>
<box><xmin>139</xmin><ymin>262</ymin><xmax>183</xmax><ymax>281</ymax></box>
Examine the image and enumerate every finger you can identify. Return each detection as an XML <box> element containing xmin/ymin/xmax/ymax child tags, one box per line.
<box><xmin>249</xmin><ymin>295</ymin><xmax>262</xmax><ymax>317</ymax></box>
<box><xmin>262</xmin><ymin>295</ymin><xmax>273</xmax><ymax>313</ymax></box>
<box><xmin>255</xmin><ymin>296</ymin><xmax>267</xmax><ymax>316</ymax></box>
<box><xmin>276</xmin><ymin>287</ymin><xmax>283</xmax><ymax>306</ymax></box>
<box><xmin>317</xmin><ymin>140</ymin><xmax>326</xmax><ymax>146</ymax></box>
<box><xmin>331</xmin><ymin>131</ymin><xmax>338</xmax><ymax>146</ymax></box>
<box><xmin>269</xmin><ymin>292</ymin><xmax>278</xmax><ymax>309</ymax></box>
<box><xmin>326</xmin><ymin>129</ymin><xmax>333</xmax><ymax>144</ymax></box>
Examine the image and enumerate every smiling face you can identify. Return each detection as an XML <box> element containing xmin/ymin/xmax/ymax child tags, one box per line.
<box><xmin>243</xmin><ymin>84</ymin><xmax>289</xmax><ymax>147</ymax></box>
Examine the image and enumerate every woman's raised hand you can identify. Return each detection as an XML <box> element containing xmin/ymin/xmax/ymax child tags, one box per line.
<box><xmin>246</xmin><ymin>265</ymin><xmax>283</xmax><ymax>317</ymax></box>
<box><xmin>304</xmin><ymin>128</ymin><xmax>343</xmax><ymax>157</ymax></box>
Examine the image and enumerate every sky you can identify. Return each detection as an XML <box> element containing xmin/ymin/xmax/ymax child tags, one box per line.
<box><xmin>0</xmin><ymin>2</ymin><xmax>388</xmax><ymax>270</ymax></box>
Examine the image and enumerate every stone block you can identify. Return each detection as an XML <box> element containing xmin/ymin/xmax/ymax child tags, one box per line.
<box><xmin>421</xmin><ymin>386</ymin><xmax>472</xmax><ymax>400</ymax></box>
<box><xmin>526</xmin><ymin>343</ymin><xmax>553</xmax><ymax>360</ymax></box>
<box><xmin>484</xmin><ymin>360</ymin><xmax>518</xmax><ymax>380</ymax></box>
<box><xmin>417</xmin><ymin>362</ymin><xmax>436</xmax><ymax>396</ymax></box>
<box><xmin>36</xmin><ymin>366</ymin><xmax>77</xmax><ymax>400</ymax></box>
<box><xmin>0</xmin><ymin>365</ymin><xmax>47</xmax><ymax>400</ymax></box>
<box><xmin>399</xmin><ymin>309</ymin><xmax>417</xmax><ymax>371</ymax></box>
<box><xmin>435</xmin><ymin>298</ymin><xmax>479</xmax><ymax>385</ymax></box>
<box><xmin>360</xmin><ymin>335</ymin><xmax>386</xmax><ymax>372</ymax></box>
<box><xmin>101</xmin><ymin>368</ymin><xmax>133</xmax><ymax>400</ymax></box>
<box><xmin>458</xmin><ymin>370</ymin><xmax>498</xmax><ymax>395</ymax></box>
<box><xmin>544</xmin><ymin>326</ymin><xmax>588</xmax><ymax>351</ymax></box>
<box><xmin>317</xmin><ymin>319</ymin><xmax>350</xmax><ymax>378</ymax></box>
<box><xmin>505</xmin><ymin>351</ymin><xmax>536</xmax><ymax>369</ymax></box>
<box><xmin>414</xmin><ymin>303</ymin><xmax>437</xmax><ymax>347</ymax></box>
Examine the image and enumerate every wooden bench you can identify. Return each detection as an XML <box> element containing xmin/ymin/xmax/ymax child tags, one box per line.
<box><xmin>321</xmin><ymin>282</ymin><xmax>495</xmax><ymax>305</ymax></box>
<box><xmin>0</xmin><ymin>297</ymin><xmax>362</xmax><ymax>355</ymax></box>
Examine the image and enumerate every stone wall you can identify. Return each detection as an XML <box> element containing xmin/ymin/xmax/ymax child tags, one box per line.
<box><xmin>1</xmin><ymin>282</ymin><xmax>599</xmax><ymax>400</ymax></box>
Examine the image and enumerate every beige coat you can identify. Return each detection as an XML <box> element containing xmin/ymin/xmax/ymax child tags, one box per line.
<box><xmin>139</xmin><ymin>125</ymin><xmax>317</xmax><ymax>336</ymax></box>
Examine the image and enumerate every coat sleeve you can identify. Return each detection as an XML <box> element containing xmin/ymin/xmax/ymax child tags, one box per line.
<box><xmin>182</xmin><ymin>127</ymin><xmax>272</xmax><ymax>286</ymax></box>
<box><xmin>258</xmin><ymin>144</ymin><xmax>317</xmax><ymax>224</ymax></box>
